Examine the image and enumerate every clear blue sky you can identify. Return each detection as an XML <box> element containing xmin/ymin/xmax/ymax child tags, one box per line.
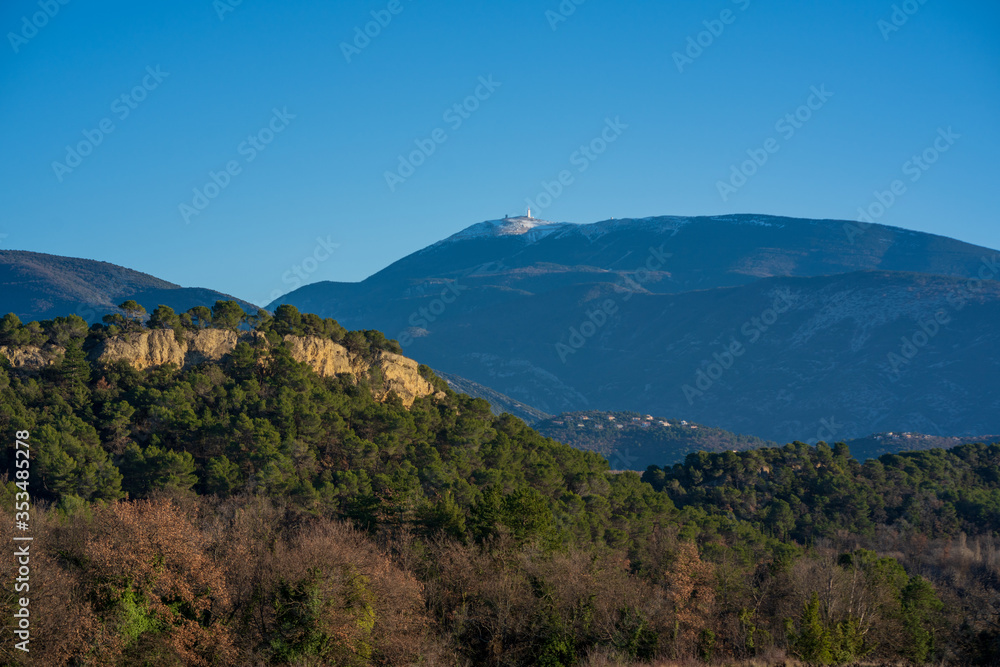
<box><xmin>2</xmin><ymin>0</ymin><xmax>998</xmax><ymax>305</ymax></box>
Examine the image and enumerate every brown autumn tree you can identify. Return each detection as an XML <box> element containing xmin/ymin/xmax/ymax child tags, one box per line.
<box><xmin>664</xmin><ymin>541</ymin><xmax>716</xmax><ymax>657</ymax></box>
<box><xmin>80</xmin><ymin>499</ymin><xmax>236</xmax><ymax>665</ymax></box>
<box><xmin>0</xmin><ymin>506</ymin><xmax>100</xmax><ymax>666</ymax></box>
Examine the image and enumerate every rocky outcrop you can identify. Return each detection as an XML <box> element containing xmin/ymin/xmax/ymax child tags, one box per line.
<box><xmin>186</xmin><ymin>329</ymin><xmax>241</xmax><ymax>366</ymax></box>
<box><xmin>87</xmin><ymin>329</ymin><xmax>438</xmax><ymax>407</ymax></box>
<box><xmin>369</xmin><ymin>351</ymin><xmax>438</xmax><ymax>405</ymax></box>
<box><xmin>281</xmin><ymin>335</ymin><xmax>353</xmax><ymax>376</ymax></box>
<box><xmin>277</xmin><ymin>336</ymin><xmax>437</xmax><ymax>405</ymax></box>
<box><xmin>91</xmin><ymin>329</ymin><xmax>240</xmax><ymax>370</ymax></box>
<box><xmin>0</xmin><ymin>345</ymin><xmax>62</xmax><ymax>371</ymax></box>
<box><xmin>93</xmin><ymin>330</ymin><xmax>187</xmax><ymax>370</ymax></box>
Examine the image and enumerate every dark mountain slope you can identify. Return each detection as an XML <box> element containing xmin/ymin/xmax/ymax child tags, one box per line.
<box><xmin>435</xmin><ymin>370</ymin><xmax>551</xmax><ymax>424</ymax></box>
<box><xmin>270</xmin><ymin>215</ymin><xmax>1000</xmax><ymax>443</ymax></box>
<box><xmin>397</xmin><ymin>270</ymin><xmax>1000</xmax><ymax>442</ymax></box>
<box><xmin>0</xmin><ymin>250</ymin><xmax>257</xmax><ymax>322</ymax></box>
<box><xmin>274</xmin><ymin>214</ymin><xmax>997</xmax><ymax>325</ymax></box>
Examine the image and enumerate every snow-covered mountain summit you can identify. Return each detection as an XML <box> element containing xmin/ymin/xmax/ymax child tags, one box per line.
<box><xmin>435</xmin><ymin>214</ymin><xmax>793</xmax><ymax>248</ymax></box>
<box><xmin>435</xmin><ymin>216</ymin><xmax>576</xmax><ymax>247</ymax></box>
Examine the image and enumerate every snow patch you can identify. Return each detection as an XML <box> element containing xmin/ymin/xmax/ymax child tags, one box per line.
<box><xmin>430</xmin><ymin>217</ymin><xmax>576</xmax><ymax>249</ymax></box>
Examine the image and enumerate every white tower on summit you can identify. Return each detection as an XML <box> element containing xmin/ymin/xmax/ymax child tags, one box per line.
<box><xmin>526</xmin><ymin>208</ymin><xmax>532</xmax><ymax>219</ymax></box>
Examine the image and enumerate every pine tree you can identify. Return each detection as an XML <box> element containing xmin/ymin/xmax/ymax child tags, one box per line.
<box><xmin>790</xmin><ymin>592</ymin><xmax>833</xmax><ymax>665</ymax></box>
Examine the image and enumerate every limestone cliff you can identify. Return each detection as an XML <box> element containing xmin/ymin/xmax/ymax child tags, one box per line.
<box><xmin>0</xmin><ymin>345</ymin><xmax>62</xmax><ymax>371</ymax></box>
<box><xmin>279</xmin><ymin>336</ymin><xmax>437</xmax><ymax>404</ymax></box>
<box><xmin>93</xmin><ymin>330</ymin><xmax>188</xmax><ymax>370</ymax></box>
<box><xmin>368</xmin><ymin>350</ymin><xmax>438</xmax><ymax>406</ymax></box>
<box><xmin>281</xmin><ymin>335</ymin><xmax>353</xmax><ymax>376</ymax></box>
<box><xmin>86</xmin><ymin>329</ymin><xmax>437</xmax><ymax>407</ymax></box>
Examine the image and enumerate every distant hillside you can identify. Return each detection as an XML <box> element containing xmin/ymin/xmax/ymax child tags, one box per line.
<box><xmin>534</xmin><ymin>410</ymin><xmax>777</xmax><ymax>469</ymax></box>
<box><xmin>271</xmin><ymin>214</ymin><xmax>1000</xmax><ymax>442</ymax></box>
<box><xmin>844</xmin><ymin>431</ymin><xmax>1000</xmax><ymax>461</ymax></box>
<box><xmin>436</xmin><ymin>371</ymin><xmax>551</xmax><ymax>424</ymax></box>
<box><xmin>537</xmin><ymin>409</ymin><xmax>1000</xmax><ymax>468</ymax></box>
<box><xmin>0</xmin><ymin>250</ymin><xmax>257</xmax><ymax>323</ymax></box>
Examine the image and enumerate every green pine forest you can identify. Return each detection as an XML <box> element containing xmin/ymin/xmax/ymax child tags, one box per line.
<box><xmin>2</xmin><ymin>302</ymin><xmax>999</xmax><ymax>666</ymax></box>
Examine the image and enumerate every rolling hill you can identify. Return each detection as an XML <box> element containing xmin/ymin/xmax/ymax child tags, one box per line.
<box><xmin>0</xmin><ymin>250</ymin><xmax>257</xmax><ymax>323</ymax></box>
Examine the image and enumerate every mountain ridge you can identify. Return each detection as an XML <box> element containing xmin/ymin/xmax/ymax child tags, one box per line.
<box><xmin>270</xmin><ymin>213</ymin><xmax>1000</xmax><ymax>442</ymax></box>
<box><xmin>0</xmin><ymin>249</ymin><xmax>258</xmax><ymax>323</ymax></box>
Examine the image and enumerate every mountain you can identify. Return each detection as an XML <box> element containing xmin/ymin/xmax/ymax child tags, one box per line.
<box><xmin>270</xmin><ymin>214</ymin><xmax>1000</xmax><ymax>442</ymax></box>
<box><xmin>533</xmin><ymin>410</ymin><xmax>777</xmax><ymax>470</ymax></box>
<box><xmin>0</xmin><ymin>250</ymin><xmax>257</xmax><ymax>323</ymax></box>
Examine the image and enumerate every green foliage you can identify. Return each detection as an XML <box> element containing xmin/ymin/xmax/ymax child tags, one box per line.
<box><xmin>116</xmin><ymin>586</ymin><xmax>161</xmax><ymax>646</ymax></box>
<box><xmin>118</xmin><ymin>300</ymin><xmax>146</xmax><ymax>323</ymax></box>
<box><xmin>0</xmin><ymin>313</ymin><xmax>51</xmax><ymax>346</ymax></box>
<box><xmin>33</xmin><ymin>421</ymin><xmax>123</xmax><ymax>502</ymax></box>
<box><xmin>269</xmin><ymin>566</ymin><xmax>376</xmax><ymax>666</ymax></box>
<box><xmin>788</xmin><ymin>592</ymin><xmax>833</xmax><ymax>664</ymax></box>
<box><xmin>901</xmin><ymin>575</ymin><xmax>944</xmax><ymax>662</ymax></box>
<box><xmin>537</xmin><ymin>632</ymin><xmax>576</xmax><ymax>667</ymax></box>
<box><xmin>186</xmin><ymin>306</ymin><xmax>212</xmax><ymax>328</ymax></box>
<box><xmin>148</xmin><ymin>304</ymin><xmax>184</xmax><ymax>342</ymax></box>
<box><xmin>211</xmin><ymin>300</ymin><xmax>245</xmax><ymax>330</ymax></box>
<box><xmin>120</xmin><ymin>443</ymin><xmax>198</xmax><ymax>496</ymax></box>
<box><xmin>0</xmin><ymin>313</ymin><xmax>22</xmax><ymax>344</ymax></box>
<box><xmin>644</xmin><ymin>440</ymin><xmax>1000</xmax><ymax>540</ymax></box>
<box><xmin>205</xmin><ymin>455</ymin><xmax>241</xmax><ymax>496</ymax></box>
<box><xmin>697</xmin><ymin>628</ymin><xmax>716</xmax><ymax>662</ymax></box>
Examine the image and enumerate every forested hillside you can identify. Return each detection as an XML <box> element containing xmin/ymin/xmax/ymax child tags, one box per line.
<box><xmin>2</xmin><ymin>303</ymin><xmax>999</xmax><ymax>665</ymax></box>
<box><xmin>534</xmin><ymin>410</ymin><xmax>777</xmax><ymax>469</ymax></box>
<box><xmin>644</xmin><ymin>443</ymin><xmax>1000</xmax><ymax>542</ymax></box>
